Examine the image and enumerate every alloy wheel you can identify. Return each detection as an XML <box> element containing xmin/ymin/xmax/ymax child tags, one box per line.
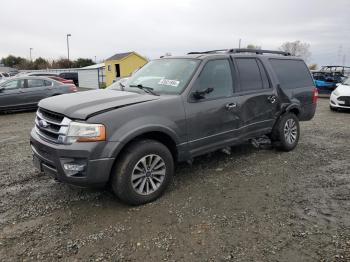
<box><xmin>131</xmin><ymin>154</ymin><xmax>166</xmax><ymax>195</ymax></box>
<box><xmin>284</xmin><ymin>118</ymin><xmax>297</xmax><ymax>144</ymax></box>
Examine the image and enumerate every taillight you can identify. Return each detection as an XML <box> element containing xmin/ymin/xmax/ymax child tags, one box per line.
<box><xmin>69</xmin><ymin>84</ymin><xmax>77</xmax><ymax>92</ymax></box>
<box><xmin>312</xmin><ymin>87</ymin><xmax>318</xmax><ymax>104</ymax></box>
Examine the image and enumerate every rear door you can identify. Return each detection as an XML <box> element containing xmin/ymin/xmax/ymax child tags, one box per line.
<box><xmin>21</xmin><ymin>79</ymin><xmax>53</xmax><ymax>105</ymax></box>
<box><xmin>0</xmin><ymin>79</ymin><xmax>24</xmax><ymax>109</ymax></box>
<box><xmin>232</xmin><ymin>57</ymin><xmax>278</xmax><ymax>134</ymax></box>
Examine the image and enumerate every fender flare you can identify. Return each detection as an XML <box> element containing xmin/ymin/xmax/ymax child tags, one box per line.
<box><xmin>109</xmin><ymin>125</ymin><xmax>181</xmax><ymax>159</ymax></box>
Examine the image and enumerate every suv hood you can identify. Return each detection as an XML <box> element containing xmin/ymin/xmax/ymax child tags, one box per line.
<box><xmin>38</xmin><ymin>90</ymin><xmax>160</xmax><ymax>120</ymax></box>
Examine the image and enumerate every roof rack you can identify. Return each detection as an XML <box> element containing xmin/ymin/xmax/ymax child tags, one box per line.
<box><xmin>187</xmin><ymin>48</ymin><xmax>291</xmax><ymax>56</ymax></box>
<box><xmin>187</xmin><ymin>49</ymin><xmax>228</xmax><ymax>55</ymax></box>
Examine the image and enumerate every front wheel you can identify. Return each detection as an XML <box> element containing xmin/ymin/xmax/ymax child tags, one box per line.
<box><xmin>111</xmin><ymin>139</ymin><xmax>174</xmax><ymax>205</ymax></box>
<box><xmin>271</xmin><ymin>113</ymin><xmax>300</xmax><ymax>152</ymax></box>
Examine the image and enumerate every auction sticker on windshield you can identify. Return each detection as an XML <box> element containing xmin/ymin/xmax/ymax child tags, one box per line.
<box><xmin>158</xmin><ymin>78</ymin><xmax>180</xmax><ymax>87</ymax></box>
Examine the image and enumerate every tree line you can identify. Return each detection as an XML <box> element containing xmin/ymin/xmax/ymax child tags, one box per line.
<box><xmin>0</xmin><ymin>55</ymin><xmax>95</xmax><ymax>70</ymax></box>
<box><xmin>1</xmin><ymin>40</ymin><xmax>316</xmax><ymax>70</ymax></box>
<box><xmin>246</xmin><ymin>40</ymin><xmax>317</xmax><ymax>69</ymax></box>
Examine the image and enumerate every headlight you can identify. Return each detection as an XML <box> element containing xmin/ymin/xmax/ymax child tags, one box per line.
<box><xmin>65</xmin><ymin>122</ymin><xmax>106</xmax><ymax>143</ymax></box>
<box><xmin>333</xmin><ymin>89</ymin><xmax>339</xmax><ymax>96</ymax></box>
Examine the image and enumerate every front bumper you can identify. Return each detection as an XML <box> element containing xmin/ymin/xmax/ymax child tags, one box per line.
<box><xmin>30</xmin><ymin>128</ymin><xmax>117</xmax><ymax>187</ymax></box>
<box><xmin>330</xmin><ymin>93</ymin><xmax>350</xmax><ymax>109</ymax></box>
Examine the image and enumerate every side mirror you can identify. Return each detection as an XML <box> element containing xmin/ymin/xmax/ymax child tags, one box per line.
<box><xmin>192</xmin><ymin>87</ymin><xmax>214</xmax><ymax>100</ymax></box>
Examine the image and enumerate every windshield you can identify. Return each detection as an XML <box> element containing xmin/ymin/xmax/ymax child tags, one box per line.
<box><xmin>343</xmin><ymin>77</ymin><xmax>350</xmax><ymax>85</ymax></box>
<box><xmin>125</xmin><ymin>59</ymin><xmax>200</xmax><ymax>94</ymax></box>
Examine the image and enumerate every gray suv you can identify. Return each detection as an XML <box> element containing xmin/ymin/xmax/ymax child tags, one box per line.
<box><xmin>30</xmin><ymin>49</ymin><xmax>317</xmax><ymax>205</ymax></box>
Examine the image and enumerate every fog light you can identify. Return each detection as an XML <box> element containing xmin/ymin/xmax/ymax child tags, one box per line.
<box><xmin>64</xmin><ymin>163</ymin><xmax>85</xmax><ymax>172</ymax></box>
<box><xmin>62</xmin><ymin>161</ymin><xmax>86</xmax><ymax>176</ymax></box>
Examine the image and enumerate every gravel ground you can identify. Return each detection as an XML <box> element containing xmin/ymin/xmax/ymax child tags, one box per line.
<box><xmin>0</xmin><ymin>98</ymin><xmax>349</xmax><ymax>262</ymax></box>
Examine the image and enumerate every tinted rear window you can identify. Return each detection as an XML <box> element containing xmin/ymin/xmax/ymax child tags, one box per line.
<box><xmin>236</xmin><ymin>58</ymin><xmax>263</xmax><ymax>91</ymax></box>
<box><xmin>269</xmin><ymin>59</ymin><xmax>314</xmax><ymax>89</ymax></box>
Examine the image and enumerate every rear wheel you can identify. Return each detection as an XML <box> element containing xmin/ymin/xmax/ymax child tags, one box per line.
<box><xmin>271</xmin><ymin>113</ymin><xmax>300</xmax><ymax>152</ymax></box>
<box><xmin>111</xmin><ymin>139</ymin><xmax>174</xmax><ymax>205</ymax></box>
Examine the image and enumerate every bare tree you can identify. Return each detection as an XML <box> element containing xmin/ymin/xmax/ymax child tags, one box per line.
<box><xmin>308</xmin><ymin>64</ymin><xmax>318</xmax><ymax>70</ymax></box>
<box><xmin>246</xmin><ymin>44</ymin><xmax>261</xmax><ymax>50</ymax></box>
<box><xmin>279</xmin><ymin>40</ymin><xmax>311</xmax><ymax>61</ymax></box>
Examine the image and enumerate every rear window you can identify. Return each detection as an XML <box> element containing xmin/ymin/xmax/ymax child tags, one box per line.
<box><xmin>236</xmin><ymin>58</ymin><xmax>263</xmax><ymax>91</ymax></box>
<box><xmin>269</xmin><ymin>59</ymin><xmax>314</xmax><ymax>89</ymax></box>
<box><xmin>28</xmin><ymin>79</ymin><xmax>45</xmax><ymax>88</ymax></box>
<box><xmin>44</xmin><ymin>80</ymin><xmax>53</xmax><ymax>86</ymax></box>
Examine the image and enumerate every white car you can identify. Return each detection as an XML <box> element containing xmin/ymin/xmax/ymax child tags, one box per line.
<box><xmin>330</xmin><ymin>77</ymin><xmax>350</xmax><ymax>111</ymax></box>
<box><xmin>0</xmin><ymin>72</ymin><xmax>10</xmax><ymax>83</ymax></box>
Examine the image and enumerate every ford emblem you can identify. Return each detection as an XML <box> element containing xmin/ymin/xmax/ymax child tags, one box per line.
<box><xmin>38</xmin><ymin>119</ymin><xmax>49</xmax><ymax>128</ymax></box>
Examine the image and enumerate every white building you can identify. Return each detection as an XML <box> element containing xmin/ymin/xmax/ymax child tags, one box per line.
<box><xmin>78</xmin><ymin>63</ymin><xmax>105</xmax><ymax>89</ymax></box>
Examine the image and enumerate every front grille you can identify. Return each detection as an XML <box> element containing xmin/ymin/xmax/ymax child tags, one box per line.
<box><xmin>35</xmin><ymin>108</ymin><xmax>71</xmax><ymax>143</ymax></box>
<box><xmin>337</xmin><ymin>96</ymin><xmax>350</xmax><ymax>106</ymax></box>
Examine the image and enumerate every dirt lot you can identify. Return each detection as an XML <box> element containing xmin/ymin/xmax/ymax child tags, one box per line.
<box><xmin>0</xmin><ymin>98</ymin><xmax>349</xmax><ymax>262</ymax></box>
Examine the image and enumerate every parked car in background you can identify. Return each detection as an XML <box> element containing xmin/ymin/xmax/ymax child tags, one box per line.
<box><xmin>0</xmin><ymin>72</ymin><xmax>10</xmax><ymax>83</ymax></box>
<box><xmin>23</xmin><ymin>72</ymin><xmax>59</xmax><ymax>77</ymax></box>
<box><xmin>312</xmin><ymin>66</ymin><xmax>349</xmax><ymax>94</ymax></box>
<box><xmin>0</xmin><ymin>76</ymin><xmax>77</xmax><ymax>112</ymax></box>
<box><xmin>8</xmin><ymin>71</ymin><xmax>19</xmax><ymax>77</ymax></box>
<box><xmin>59</xmin><ymin>72</ymin><xmax>78</xmax><ymax>86</ymax></box>
<box><xmin>30</xmin><ymin>49</ymin><xmax>317</xmax><ymax>205</ymax></box>
<box><xmin>330</xmin><ymin>77</ymin><xmax>350</xmax><ymax>111</ymax></box>
<box><xmin>48</xmin><ymin>76</ymin><xmax>75</xmax><ymax>85</ymax></box>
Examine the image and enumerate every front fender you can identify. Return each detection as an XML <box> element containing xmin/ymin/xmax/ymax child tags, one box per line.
<box><xmin>107</xmin><ymin>116</ymin><xmax>182</xmax><ymax>158</ymax></box>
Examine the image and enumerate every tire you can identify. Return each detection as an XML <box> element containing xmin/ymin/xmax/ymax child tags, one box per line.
<box><xmin>111</xmin><ymin>139</ymin><xmax>174</xmax><ymax>205</ymax></box>
<box><xmin>271</xmin><ymin>113</ymin><xmax>300</xmax><ymax>152</ymax></box>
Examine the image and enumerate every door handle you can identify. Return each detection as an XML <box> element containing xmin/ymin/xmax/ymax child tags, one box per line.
<box><xmin>225</xmin><ymin>103</ymin><xmax>237</xmax><ymax>110</ymax></box>
<box><xmin>268</xmin><ymin>95</ymin><xmax>277</xmax><ymax>103</ymax></box>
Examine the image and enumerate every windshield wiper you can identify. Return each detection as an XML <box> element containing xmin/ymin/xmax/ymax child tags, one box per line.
<box><xmin>129</xmin><ymin>84</ymin><xmax>159</xmax><ymax>96</ymax></box>
<box><xmin>119</xmin><ymin>81</ymin><xmax>125</xmax><ymax>90</ymax></box>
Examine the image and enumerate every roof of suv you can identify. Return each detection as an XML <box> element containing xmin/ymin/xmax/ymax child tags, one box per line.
<box><xmin>163</xmin><ymin>48</ymin><xmax>300</xmax><ymax>60</ymax></box>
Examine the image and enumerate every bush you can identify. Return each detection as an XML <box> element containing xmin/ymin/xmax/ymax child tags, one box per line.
<box><xmin>99</xmin><ymin>82</ymin><xmax>107</xmax><ymax>89</ymax></box>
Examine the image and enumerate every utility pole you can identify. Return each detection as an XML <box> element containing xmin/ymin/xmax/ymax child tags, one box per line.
<box><xmin>66</xmin><ymin>34</ymin><xmax>71</xmax><ymax>61</ymax></box>
<box><xmin>238</xmin><ymin>38</ymin><xmax>242</xmax><ymax>49</ymax></box>
<box><xmin>29</xmin><ymin>48</ymin><xmax>33</xmax><ymax>61</ymax></box>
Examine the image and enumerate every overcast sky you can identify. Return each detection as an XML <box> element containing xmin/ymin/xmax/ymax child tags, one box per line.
<box><xmin>1</xmin><ymin>0</ymin><xmax>349</xmax><ymax>66</ymax></box>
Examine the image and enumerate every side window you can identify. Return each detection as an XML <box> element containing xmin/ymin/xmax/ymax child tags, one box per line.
<box><xmin>257</xmin><ymin>60</ymin><xmax>270</xmax><ymax>89</ymax></box>
<box><xmin>193</xmin><ymin>59</ymin><xmax>233</xmax><ymax>99</ymax></box>
<box><xmin>18</xmin><ymin>80</ymin><xmax>25</xmax><ymax>88</ymax></box>
<box><xmin>27</xmin><ymin>79</ymin><xmax>45</xmax><ymax>88</ymax></box>
<box><xmin>2</xmin><ymin>80</ymin><xmax>19</xmax><ymax>90</ymax></box>
<box><xmin>236</xmin><ymin>58</ymin><xmax>262</xmax><ymax>91</ymax></box>
<box><xmin>269</xmin><ymin>59</ymin><xmax>314</xmax><ymax>89</ymax></box>
<box><xmin>44</xmin><ymin>80</ymin><xmax>53</xmax><ymax>86</ymax></box>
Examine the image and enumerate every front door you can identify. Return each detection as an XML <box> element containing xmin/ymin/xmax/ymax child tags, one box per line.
<box><xmin>184</xmin><ymin>59</ymin><xmax>240</xmax><ymax>156</ymax></box>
